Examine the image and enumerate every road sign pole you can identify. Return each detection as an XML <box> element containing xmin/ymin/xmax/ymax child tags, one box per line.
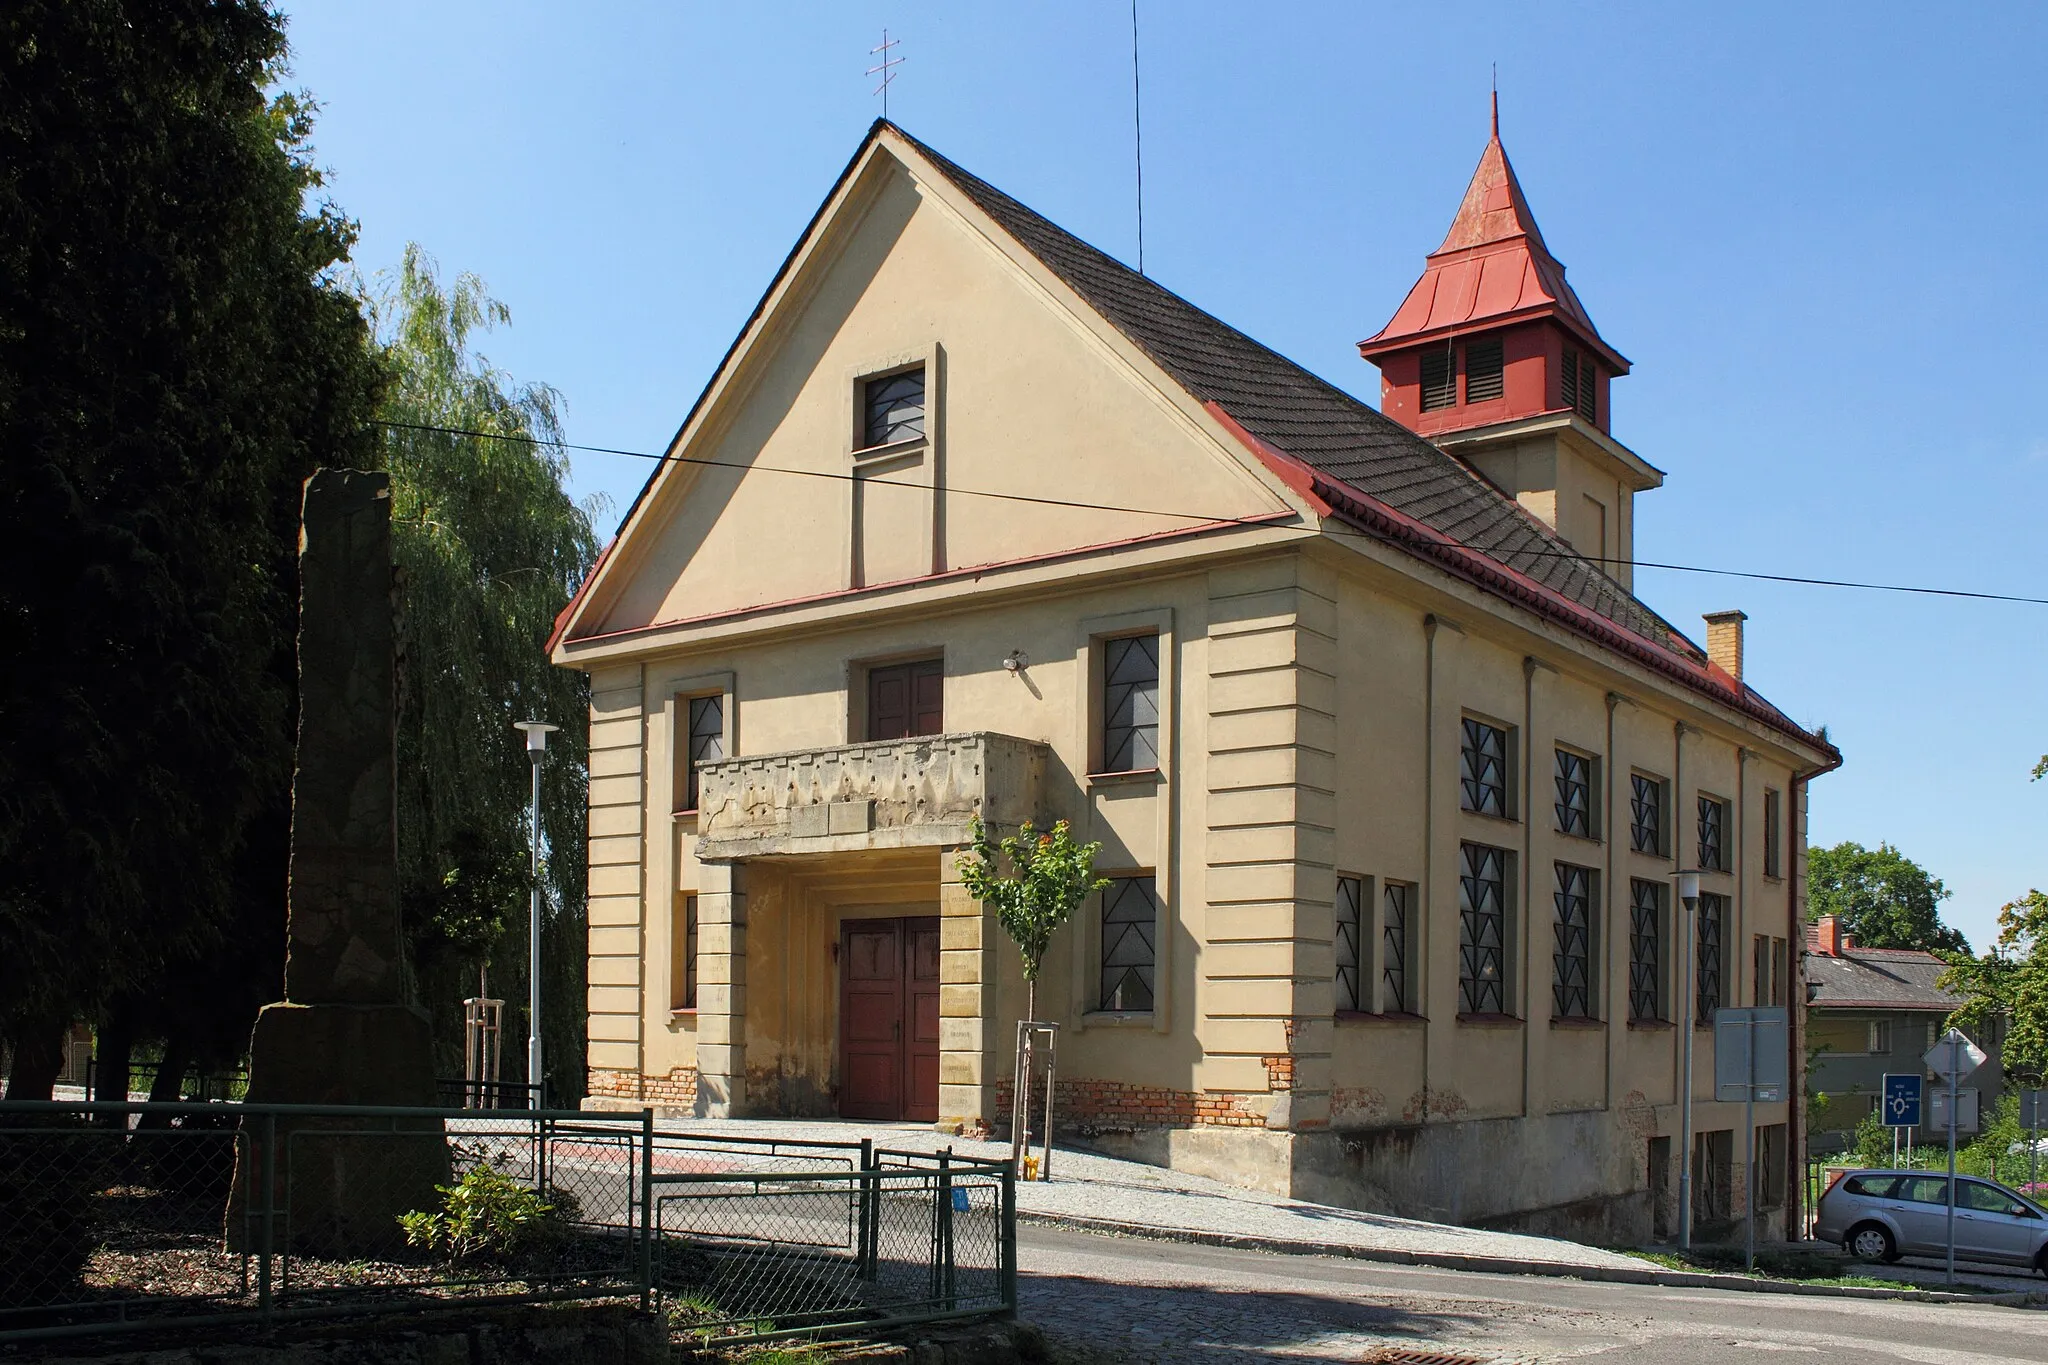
<box><xmin>1945</xmin><ymin>1045</ymin><xmax>1959</xmax><ymax>1288</ymax></box>
<box><xmin>1744</xmin><ymin>1030</ymin><xmax>1757</xmax><ymax>1272</ymax></box>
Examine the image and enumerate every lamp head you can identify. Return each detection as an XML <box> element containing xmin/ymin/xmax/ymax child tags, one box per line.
<box><xmin>1674</xmin><ymin>870</ymin><xmax>1701</xmax><ymax>904</ymax></box>
<box><xmin>514</xmin><ymin>720</ymin><xmax>560</xmax><ymax>754</ymax></box>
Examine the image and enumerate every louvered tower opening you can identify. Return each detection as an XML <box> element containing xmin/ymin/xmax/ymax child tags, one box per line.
<box><xmin>1420</xmin><ymin>346</ymin><xmax>1456</xmax><ymax>410</ymax></box>
<box><xmin>1463</xmin><ymin>337</ymin><xmax>1504</xmax><ymax>403</ymax></box>
<box><xmin>1559</xmin><ymin>348</ymin><xmax>1598</xmax><ymax>422</ymax></box>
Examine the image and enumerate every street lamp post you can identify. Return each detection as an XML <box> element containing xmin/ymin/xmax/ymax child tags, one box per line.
<box><xmin>514</xmin><ymin>720</ymin><xmax>558</xmax><ymax>1109</ymax></box>
<box><xmin>1674</xmin><ymin>869</ymin><xmax>1701</xmax><ymax>1250</ymax></box>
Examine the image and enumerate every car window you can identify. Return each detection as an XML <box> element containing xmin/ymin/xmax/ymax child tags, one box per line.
<box><xmin>1960</xmin><ymin>1182</ymin><xmax>2023</xmax><ymax>1215</ymax></box>
<box><xmin>1897</xmin><ymin>1176</ymin><xmax>1950</xmax><ymax>1204</ymax></box>
<box><xmin>1843</xmin><ymin>1175</ymin><xmax>1900</xmax><ymax>1198</ymax></box>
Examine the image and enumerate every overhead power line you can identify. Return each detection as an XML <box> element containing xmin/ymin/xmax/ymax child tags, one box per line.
<box><xmin>369</xmin><ymin>419</ymin><xmax>2048</xmax><ymax>608</ymax></box>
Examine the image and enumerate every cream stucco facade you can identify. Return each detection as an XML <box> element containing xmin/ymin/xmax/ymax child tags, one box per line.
<box><xmin>552</xmin><ymin>123</ymin><xmax>1837</xmax><ymax>1243</ymax></box>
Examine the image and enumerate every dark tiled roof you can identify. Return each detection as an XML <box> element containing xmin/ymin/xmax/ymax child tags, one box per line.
<box><xmin>896</xmin><ymin>126</ymin><xmax>1692</xmax><ymax>654</ymax></box>
<box><xmin>1809</xmin><ymin>947</ymin><xmax>1963</xmax><ymax>1012</ymax></box>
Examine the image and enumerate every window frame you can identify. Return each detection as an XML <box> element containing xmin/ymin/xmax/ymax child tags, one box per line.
<box><xmin>1762</xmin><ymin>787</ymin><xmax>1783</xmax><ymax>880</ymax></box>
<box><xmin>1552</xmin><ymin>862</ymin><xmax>1599</xmax><ymax>1020</ymax></box>
<box><xmin>1696</xmin><ymin>793</ymin><xmax>1729</xmax><ymax>872</ymax></box>
<box><xmin>1099</xmin><ymin>631</ymin><xmax>1161</xmax><ymax>776</ymax></box>
<box><xmin>1627</xmin><ymin>877</ymin><xmax>1667</xmax><ymax>1023</ymax></box>
<box><xmin>1460</xmin><ymin>716</ymin><xmax>1515</xmax><ymax>821</ymax></box>
<box><xmin>1629</xmin><ymin>771</ymin><xmax>1668</xmax><ymax>857</ymax></box>
<box><xmin>1096</xmin><ymin>873</ymin><xmax>1159</xmax><ymax>1015</ymax></box>
<box><xmin>854</xmin><ymin>362</ymin><xmax>928</xmax><ymax>454</ymax></box>
<box><xmin>671</xmin><ymin>893</ymin><xmax>699</xmax><ymax>1013</ymax></box>
<box><xmin>1334</xmin><ymin>874</ymin><xmax>1366</xmax><ymax>1014</ymax></box>
<box><xmin>1381</xmin><ymin>880</ymin><xmax>1415</xmax><ymax>1015</ymax></box>
<box><xmin>1553</xmin><ymin>745</ymin><xmax>1599</xmax><ymax>841</ymax></box>
<box><xmin>1458</xmin><ymin>841</ymin><xmax>1515</xmax><ymax>1017</ymax></box>
<box><xmin>1420</xmin><ymin>345</ymin><xmax>1456</xmax><ymax>411</ymax></box>
<box><xmin>666</xmin><ymin>672</ymin><xmax>737</xmax><ymax>818</ymax></box>
<box><xmin>1079</xmin><ymin>608</ymin><xmax>1175</xmax><ymax>784</ymax></box>
<box><xmin>1695</xmin><ymin>891</ymin><xmax>1727</xmax><ymax>1020</ymax></box>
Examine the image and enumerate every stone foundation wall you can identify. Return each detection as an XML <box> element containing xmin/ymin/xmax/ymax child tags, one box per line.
<box><xmin>995</xmin><ymin>1076</ymin><xmax>1267</xmax><ymax>1131</ymax></box>
<box><xmin>585</xmin><ymin>1066</ymin><xmax>697</xmax><ymax>1110</ymax></box>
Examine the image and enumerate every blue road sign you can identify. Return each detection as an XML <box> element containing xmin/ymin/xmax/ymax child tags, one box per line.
<box><xmin>1883</xmin><ymin>1072</ymin><xmax>1923</xmax><ymax>1128</ymax></box>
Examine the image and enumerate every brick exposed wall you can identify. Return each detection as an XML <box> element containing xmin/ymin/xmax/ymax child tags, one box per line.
<box><xmin>587</xmin><ymin>1067</ymin><xmax>697</xmax><ymax>1109</ymax></box>
<box><xmin>996</xmin><ymin>1076</ymin><xmax>1265</xmax><ymax>1130</ymax></box>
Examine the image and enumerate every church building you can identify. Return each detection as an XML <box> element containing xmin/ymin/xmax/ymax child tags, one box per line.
<box><xmin>555</xmin><ymin>111</ymin><xmax>1838</xmax><ymax>1242</ymax></box>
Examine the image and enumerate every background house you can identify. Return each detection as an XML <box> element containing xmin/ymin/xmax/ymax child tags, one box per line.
<box><xmin>1805</xmin><ymin>914</ymin><xmax>2001</xmax><ymax>1152</ymax></box>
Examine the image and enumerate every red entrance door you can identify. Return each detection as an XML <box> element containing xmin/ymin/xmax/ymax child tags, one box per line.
<box><xmin>839</xmin><ymin>916</ymin><xmax>941</xmax><ymax>1122</ymax></box>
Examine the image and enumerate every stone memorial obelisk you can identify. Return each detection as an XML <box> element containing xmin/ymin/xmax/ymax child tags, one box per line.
<box><xmin>233</xmin><ymin>469</ymin><xmax>443</xmax><ymax>1253</ymax></box>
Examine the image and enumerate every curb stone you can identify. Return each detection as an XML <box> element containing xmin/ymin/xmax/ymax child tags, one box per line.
<box><xmin>1019</xmin><ymin>1210</ymin><xmax>2048</xmax><ymax>1307</ymax></box>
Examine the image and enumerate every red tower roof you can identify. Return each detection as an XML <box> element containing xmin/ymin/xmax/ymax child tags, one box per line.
<box><xmin>1360</xmin><ymin>98</ymin><xmax>1628</xmax><ymax>374</ymax></box>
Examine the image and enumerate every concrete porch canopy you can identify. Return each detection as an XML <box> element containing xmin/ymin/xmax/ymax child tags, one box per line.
<box><xmin>685</xmin><ymin>732</ymin><xmax>1050</xmax><ymax>1125</ymax></box>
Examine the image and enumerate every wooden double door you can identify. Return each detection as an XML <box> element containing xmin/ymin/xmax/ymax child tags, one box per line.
<box><xmin>839</xmin><ymin>916</ymin><xmax>940</xmax><ymax>1122</ymax></box>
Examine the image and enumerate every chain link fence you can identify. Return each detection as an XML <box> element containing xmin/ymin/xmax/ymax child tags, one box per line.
<box><xmin>654</xmin><ymin>1147</ymin><xmax>1013</xmax><ymax>1347</ymax></box>
<box><xmin>0</xmin><ymin>1103</ymin><xmax>1015</xmax><ymax>1350</ymax></box>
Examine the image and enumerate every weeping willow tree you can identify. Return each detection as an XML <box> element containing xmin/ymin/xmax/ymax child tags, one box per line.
<box><xmin>367</xmin><ymin>246</ymin><xmax>605</xmax><ymax>1102</ymax></box>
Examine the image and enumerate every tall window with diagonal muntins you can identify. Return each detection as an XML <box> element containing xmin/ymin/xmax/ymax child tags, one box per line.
<box><xmin>1334</xmin><ymin>876</ymin><xmax>1364</xmax><ymax>1012</ymax></box>
<box><xmin>1382</xmin><ymin>882</ymin><xmax>1412</xmax><ymax>1014</ymax></box>
<box><xmin>861</xmin><ymin>367</ymin><xmax>925</xmax><ymax>447</ymax></box>
<box><xmin>1628</xmin><ymin>878</ymin><xmax>1663</xmax><ymax>1022</ymax></box>
<box><xmin>1099</xmin><ymin>876</ymin><xmax>1157</xmax><ymax>1012</ymax></box>
<box><xmin>1101</xmin><ymin>634</ymin><xmax>1159</xmax><ymax>772</ymax></box>
<box><xmin>1696</xmin><ymin>892</ymin><xmax>1726</xmax><ymax>1018</ymax></box>
<box><xmin>682</xmin><ymin>694</ymin><xmax>725</xmax><ymax>811</ymax></box>
<box><xmin>1459</xmin><ymin>842</ymin><xmax>1510</xmax><ymax>1014</ymax></box>
<box><xmin>1553</xmin><ymin>863</ymin><xmax>1595</xmax><ymax>1019</ymax></box>
<box><xmin>1461</xmin><ymin>719</ymin><xmax>1508</xmax><ymax>817</ymax></box>
<box><xmin>1629</xmin><ymin>773</ymin><xmax>1663</xmax><ymax>854</ymax></box>
<box><xmin>1697</xmin><ymin>795</ymin><xmax>1726</xmax><ymax>871</ymax></box>
<box><xmin>1555</xmin><ymin>749</ymin><xmax>1593</xmax><ymax>837</ymax></box>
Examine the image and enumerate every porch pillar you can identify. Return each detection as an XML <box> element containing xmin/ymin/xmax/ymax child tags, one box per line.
<box><xmin>937</xmin><ymin>845</ymin><xmax>996</xmax><ymax>1133</ymax></box>
<box><xmin>693</xmin><ymin>860</ymin><xmax>748</xmax><ymax>1117</ymax></box>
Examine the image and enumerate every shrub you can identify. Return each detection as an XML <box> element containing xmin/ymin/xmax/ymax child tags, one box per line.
<box><xmin>397</xmin><ymin>1163</ymin><xmax>571</xmax><ymax>1265</ymax></box>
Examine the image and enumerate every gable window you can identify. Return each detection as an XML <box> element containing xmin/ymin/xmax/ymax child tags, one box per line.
<box><xmin>679</xmin><ymin>694</ymin><xmax>726</xmax><ymax>812</ymax></box>
<box><xmin>1697</xmin><ymin>795</ymin><xmax>1727</xmax><ymax>872</ymax></box>
<box><xmin>861</xmin><ymin>366</ymin><xmax>925</xmax><ymax>448</ymax></box>
<box><xmin>1460</xmin><ymin>718</ymin><xmax>1510</xmax><ymax>818</ymax></box>
<box><xmin>1458</xmin><ymin>842</ymin><xmax>1512</xmax><ymax>1015</ymax></box>
<box><xmin>1382</xmin><ymin>882</ymin><xmax>1413</xmax><ymax>1014</ymax></box>
<box><xmin>1628</xmin><ymin>878</ymin><xmax>1665</xmax><ymax>1022</ymax></box>
<box><xmin>867</xmin><ymin>658</ymin><xmax>943</xmax><ymax>741</ymax></box>
<box><xmin>1695</xmin><ymin>891</ymin><xmax>1726</xmax><ymax>1019</ymax></box>
<box><xmin>1552</xmin><ymin>863</ymin><xmax>1597</xmax><ymax>1019</ymax></box>
<box><xmin>1334</xmin><ymin>876</ymin><xmax>1364</xmax><ymax>1013</ymax></box>
<box><xmin>1463</xmin><ymin>336</ymin><xmax>1505</xmax><ymax>403</ymax></box>
<box><xmin>1629</xmin><ymin>773</ymin><xmax>1664</xmax><ymax>855</ymax></box>
<box><xmin>672</xmin><ymin>894</ymin><xmax>699</xmax><ymax>1011</ymax></box>
<box><xmin>1099</xmin><ymin>875</ymin><xmax>1157</xmax><ymax>1012</ymax></box>
<box><xmin>1554</xmin><ymin>748</ymin><xmax>1595</xmax><ymax>838</ymax></box>
<box><xmin>1763</xmin><ymin>788</ymin><xmax>1783</xmax><ymax>878</ymax></box>
<box><xmin>1101</xmin><ymin>634</ymin><xmax>1160</xmax><ymax>772</ymax></box>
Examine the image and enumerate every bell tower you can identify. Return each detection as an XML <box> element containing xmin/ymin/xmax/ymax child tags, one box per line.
<box><xmin>1360</xmin><ymin>97</ymin><xmax>1662</xmax><ymax>586</ymax></box>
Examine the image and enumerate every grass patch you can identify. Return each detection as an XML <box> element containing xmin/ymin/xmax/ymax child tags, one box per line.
<box><xmin>1616</xmin><ymin>1246</ymin><xmax>2006</xmax><ymax>1293</ymax></box>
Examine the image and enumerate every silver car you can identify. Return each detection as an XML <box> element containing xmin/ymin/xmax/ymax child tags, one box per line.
<box><xmin>1815</xmin><ymin>1168</ymin><xmax>2048</xmax><ymax>1275</ymax></box>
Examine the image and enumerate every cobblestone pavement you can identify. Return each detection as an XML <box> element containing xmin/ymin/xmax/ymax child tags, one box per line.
<box><xmin>658</xmin><ymin>1116</ymin><xmax>1644</xmax><ymax>1271</ymax></box>
<box><xmin>1017</xmin><ymin>1224</ymin><xmax>2048</xmax><ymax>1363</ymax></box>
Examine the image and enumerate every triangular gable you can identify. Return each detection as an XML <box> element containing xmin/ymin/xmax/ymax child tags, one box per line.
<box><xmin>552</xmin><ymin>123</ymin><xmax>1307</xmax><ymax>649</ymax></box>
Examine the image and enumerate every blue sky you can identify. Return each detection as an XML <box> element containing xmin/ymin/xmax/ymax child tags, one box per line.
<box><xmin>281</xmin><ymin>1</ymin><xmax>2046</xmax><ymax>951</ymax></box>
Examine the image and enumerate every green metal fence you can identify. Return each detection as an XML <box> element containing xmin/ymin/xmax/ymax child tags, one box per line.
<box><xmin>0</xmin><ymin>1102</ymin><xmax>1015</xmax><ymax>1349</ymax></box>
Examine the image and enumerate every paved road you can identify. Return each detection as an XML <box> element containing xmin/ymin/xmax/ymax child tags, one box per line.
<box><xmin>1018</xmin><ymin>1224</ymin><xmax>2048</xmax><ymax>1363</ymax></box>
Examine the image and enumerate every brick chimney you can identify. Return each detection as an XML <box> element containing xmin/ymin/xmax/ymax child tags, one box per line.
<box><xmin>1703</xmin><ymin>609</ymin><xmax>1747</xmax><ymax>682</ymax></box>
<box><xmin>1814</xmin><ymin>915</ymin><xmax>1853</xmax><ymax>957</ymax></box>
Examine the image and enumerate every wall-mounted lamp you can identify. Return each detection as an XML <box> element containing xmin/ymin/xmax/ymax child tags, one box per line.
<box><xmin>1002</xmin><ymin>650</ymin><xmax>1028</xmax><ymax>673</ymax></box>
